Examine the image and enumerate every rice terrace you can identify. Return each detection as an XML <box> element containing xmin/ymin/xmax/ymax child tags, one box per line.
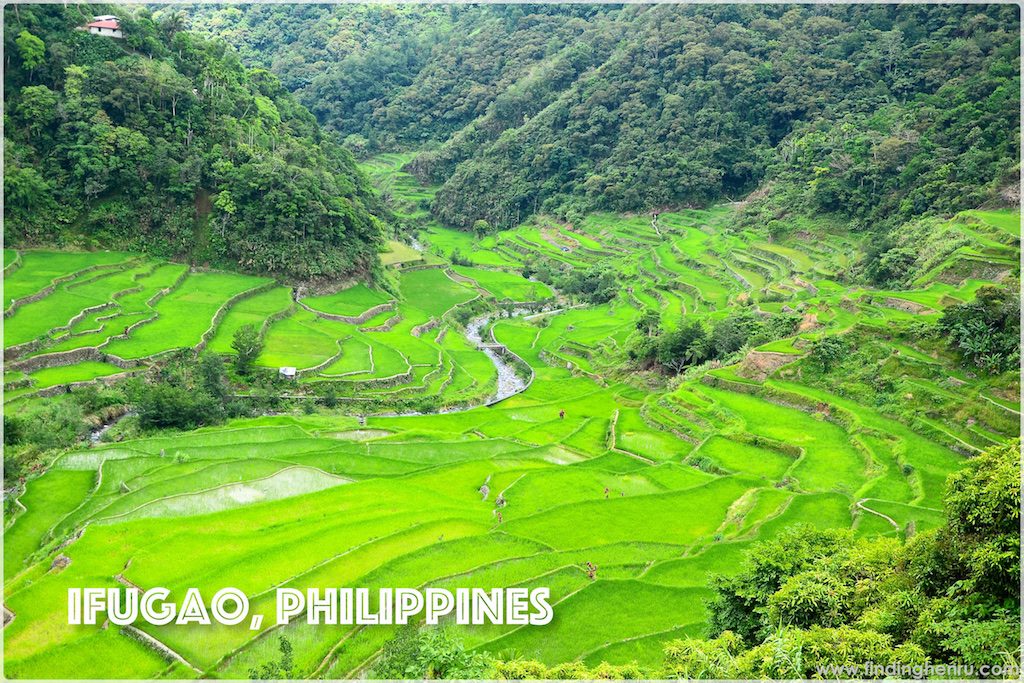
<box><xmin>3</xmin><ymin>3</ymin><xmax>1021</xmax><ymax>681</ymax></box>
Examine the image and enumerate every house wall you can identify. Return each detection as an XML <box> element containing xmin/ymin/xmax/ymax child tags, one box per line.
<box><xmin>89</xmin><ymin>26</ymin><xmax>123</xmax><ymax>38</ymax></box>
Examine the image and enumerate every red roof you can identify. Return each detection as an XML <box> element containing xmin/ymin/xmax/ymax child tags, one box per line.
<box><xmin>87</xmin><ymin>20</ymin><xmax>120</xmax><ymax>29</ymax></box>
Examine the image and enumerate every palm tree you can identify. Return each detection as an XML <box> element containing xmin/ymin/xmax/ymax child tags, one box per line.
<box><xmin>160</xmin><ymin>9</ymin><xmax>186</xmax><ymax>39</ymax></box>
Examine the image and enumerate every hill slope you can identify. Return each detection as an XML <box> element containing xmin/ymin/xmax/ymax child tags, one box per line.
<box><xmin>190</xmin><ymin>4</ymin><xmax>1019</xmax><ymax>230</ymax></box>
<box><xmin>4</xmin><ymin>4</ymin><xmax>386</xmax><ymax>280</ymax></box>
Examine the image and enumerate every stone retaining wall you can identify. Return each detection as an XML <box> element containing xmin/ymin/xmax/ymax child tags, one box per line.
<box><xmin>7</xmin><ymin>346</ymin><xmax>139</xmax><ymax>373</ymax></box>
<box><xmin>194</xmin><ymin>281</ymin><xmax>276</xmax><ymax>355</ymax></box>
<box><xmin>5</xmin><ymin>260</ymin><xmax>134</xmax><ymax>318</ymax></box>
<box><xmin>259</xmin><ymin>302</ymin><xmax>296</xmax><ymax>340</ymax></box>
<box><xmin>411</xmin><ymin>318</ymin><xmax>439</xmax><ymax>338</ymax></box>
<box><xmin>3</xmin><ymin>251</ymin><xmax>22</xmax><ymax>276</ymax></box>
<box><xmin>360</xmin><ymin>314</ymin><xmax>401</xmax><ymax>332</ymax></box>
<box><xmin>295</xmin><ymin>340</ymin><xmax>347</xmax><ymax>378</ymax></box>
<box><xmin>32</xmin><ymin>371</ymin><xmax>138</xmax><ymax>398</ymax></box>
<box><xmin>297</xmin><ymin>300</ymin><xmax>395</xmax><ymax>324</ymax></box>
<box><xmin>397</xmin><ymin>263</ymin><xmax>445</xmax><ymax>273</ymax></box>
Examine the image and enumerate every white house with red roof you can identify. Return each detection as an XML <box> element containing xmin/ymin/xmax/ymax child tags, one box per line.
<box><xmin>84</xmin><ymin>15</ymin><xmax>123</xmax><ymax>39</ymax></box>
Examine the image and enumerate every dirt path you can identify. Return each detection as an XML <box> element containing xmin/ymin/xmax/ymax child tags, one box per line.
<box><xmin>856</xmin><ymin>498</ymin><xmax>900</xmax><ymax>530</ymax></box>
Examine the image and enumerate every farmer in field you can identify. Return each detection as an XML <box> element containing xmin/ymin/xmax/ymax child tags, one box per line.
<box><xmin>604</xmin><ymin>487</ymin><xmax>609</xmax><ymax>499</ymax></box>
<box><xmin>559</xmin><ymin>409</ymin><xmax>565</xmax><ymax>419</ymax></box>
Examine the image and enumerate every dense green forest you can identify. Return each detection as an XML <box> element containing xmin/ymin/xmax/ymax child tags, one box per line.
<box><xmin>189</xmin><ymin>4</ymin><xmax>1019</xmax><ymax>233</ymax></box>
<box><xmin>7</xmin><ymin>4</ymin><xmax>1018</xmax><ymax>275</ymax></box>
<box><xmin>4</xmin><ymin>4</ymin><xmax>385</xmax><ymax>279</ymax></box>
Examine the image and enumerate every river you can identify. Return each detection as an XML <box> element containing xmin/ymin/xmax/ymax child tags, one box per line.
<box><xmin>464</xmin><ymin>311</ymin><xmax>529</xmax><ymax>404</ymax></box>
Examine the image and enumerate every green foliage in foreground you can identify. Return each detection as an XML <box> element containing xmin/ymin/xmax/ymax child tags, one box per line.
<box><xmin>4</xmin><ymin>5</ymin><xmax>385</xmax><ymax>279</ymax></box>
<box><xmin>373</xmin><ymin>627</ymin><xmax>494</xmax><ymax>680</ymax></box>
<box><xmin>664</xmin><ymin>440</ymin><xmax>1021</xmax><ymax>679</ymax></box>
<box><xmin>494</xmin><ymin>658</ymin><xmax>644</xmax><ymax>680</ymax></box>
<box><xmin>249</xmin><ymin>636</ymin><xmax>294</xmax><ymax>680</ymax></box>
<box><xmin>371</xmin><ymin>626</ymin><xmax>646</xmax><ymax>680</ymax></box>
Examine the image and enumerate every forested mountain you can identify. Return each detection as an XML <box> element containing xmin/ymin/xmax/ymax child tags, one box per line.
<box><xmin>4</xmin><ymin>4</ymin><xmax>385</xmax><ymax>279</ymax></box>
<box><xmin>190</xmin><ymin>4</ymin><xmax>1019</xmax><ymax>232</ymax></box>
<box><xmin>6</xmin><ymin>4</ymin><xmax>1018</xmax><ymax>274</ymax></box>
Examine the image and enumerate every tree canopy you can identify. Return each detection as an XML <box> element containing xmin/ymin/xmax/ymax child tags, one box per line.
<box><xmin>190</xmin><ymin>4</ymin><xmax>1018</xmax><ymax>232</ymax></box>
<box><xmin>4</xmin><ymin>4</ymin><xmax>386</xmax><ymax>280</ymax></box>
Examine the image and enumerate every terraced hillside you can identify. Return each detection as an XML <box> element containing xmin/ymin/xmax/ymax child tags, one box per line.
<box><xmin>3</xmin><ymin>159</ymin><xmax>1019</xmax><ymax>677</ymax></box>
<box><xmin>2</xmin><ymin>244</ymin><xmax>503</xmax><ymax>411</ymax></box>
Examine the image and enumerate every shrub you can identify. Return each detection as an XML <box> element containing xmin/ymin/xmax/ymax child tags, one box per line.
<box><xmin>664</xmin><ymin>632</ymin><xmax>743</xmax><ymax>678</ymax></box>
<box><xmin>493</xmin><ymin>659</ymin><xmax>548</xmax><ymax>680</ymax></box>
<box><xmin>373</xmin><ymin>626</ymin><xmax>494</xmax><ymax>680</ymax></box>
<box><xmin>137</xmin><ymin>383</ymin><xmax>223</xmax><ymax>430</ymax></box>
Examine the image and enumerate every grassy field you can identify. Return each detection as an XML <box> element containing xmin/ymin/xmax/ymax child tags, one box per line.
<box><xmin>102</xmin><ymin>271</ymin><xmax>270</xmax><ymax>359</ymax></box>
<box><xmin>3</xmin><ymin>159</ymin><xmax>1018</xmax><ymax>678</ymax></box>
<box><xmin>452</xmin><ymin>266</ymin><xmax>553</xmax><ymax>301</ymax></box>
<box><xmin>381</xmin><ymin>240</ymin><xmax>423</xmax><ymax>266</ymax></box>
<box><xmin>303</xmin><ymin>283</ymin><xmax>392</xmax><ymax>317</ymax></box>
<box><xmin>207</xmin><ymin>286</ymin><xmax>293</xmax><ymax>354</ymax></box>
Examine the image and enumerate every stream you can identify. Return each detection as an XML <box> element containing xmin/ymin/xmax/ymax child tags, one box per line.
<box><xmin>464</xmin><ymin>311</ymin><xmax>529</xmax><ymax>404</ymax></box>
<box><xmin>89</xmin><ymin>410</ymin><xmax>135</xmax><ymax>443</ymax></box>
<box><xmin>377</xmin><ymin>307</ymin><xmax>543</xmax><ymax>417</ymax></box>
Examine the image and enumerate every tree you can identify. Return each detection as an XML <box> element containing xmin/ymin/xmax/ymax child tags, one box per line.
<box><xmin>472</xmin><ymin>219</ymin><xmax>492</xmax><ymax>237</ymax></box>
<box><xmin>657</xmin><ymin>322</ymin><xmax>707</xmax><ymax>374</ymax></box>
<box><xmin>198</xmin><ymin>352</ymin><xmax>228</xmax><ymax>401</ymax></box>
<box><xmin>865</xmin><ymin>246</ymin><xmax>917</xmax><ymax>287</ymax></box>
<box><xmin>765</xmin><ymin>570</ymin><xmax>852</xmax><ymax>629</ymax></box>
<box><xmin>939</xmin><ymin>284</ymin><xmax>1020</xmax><ymax>374</ymax></box>
<box><xmin>322</xmin><ymin>385</ymin><xmax>338</xmax><ymax>409</ymax></box>
<box><xmin>137</xmin><ymin>384</ymin><xmax>222</xmax><ymax>430</ymax></box>
<box><xmin>16</xmin><ymin>30</ymin><xmax>45</xmax><ymax>73</ymax></box>
<box><xmin>231</xmin><ymin>324</ymin><xmax>263</xmax><ymax>375</ymax></box>
<box><xmin>160</xmin><ymin>9</ymin><xmax>187</xmax><ymax>39</ymax></box>
<box><xmin>635</xmin><ymin>310</ymin><xmax>661</xmax><ymax>336</ymax></box>
<box><xmin>706</xmin><ymin>525</ymin><xmax>856</xmax><ymax>642</ymax></box>
<box><xmin>21</xmin><ymin>402</ymin><xmax>87</xmax><ymax>451</ymax></box>
<box><xmin>809</xmin><ymin>336</ymin><xmax>847</xmax><ymax>373</ymax></box>
<box><xmin>556</xmin><ymin>266</ymin><xmax>618</xmax><ymax>304</ymax></box>
<box><xmin>15</xmin><ymin>85</ymin><xmax>58</xmax><ymax>139</ymax></box>
<box><xmin>932</xmin><ymin>440</ymin><xmax>1020</xmax><ymax>602</ymax></box>
<box><xmin>3</xmin><ymin>415</ymin><xmax>24</xmax><ymax>447</ymax></box>
<box><xmin>4</xmin><ymin>165</ymin><xmax>54</xmax><ymax>218</ymax></box>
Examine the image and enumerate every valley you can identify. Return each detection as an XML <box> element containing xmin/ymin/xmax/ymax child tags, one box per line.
<box><xmin>3</xmin><ymin>3</ymin><xmax>1020</xmax><ymax>679</ymax></box>
<box><xmin>3</xmin><ymin>153</ymin><xmax>1019</xmax><ymax>677</ymax></box>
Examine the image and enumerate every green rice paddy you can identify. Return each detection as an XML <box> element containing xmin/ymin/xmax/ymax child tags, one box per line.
<box><xmin>3</xmin><ymin>167</ymin><xmax>1018</xmax><ymax>677</ymax></box>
